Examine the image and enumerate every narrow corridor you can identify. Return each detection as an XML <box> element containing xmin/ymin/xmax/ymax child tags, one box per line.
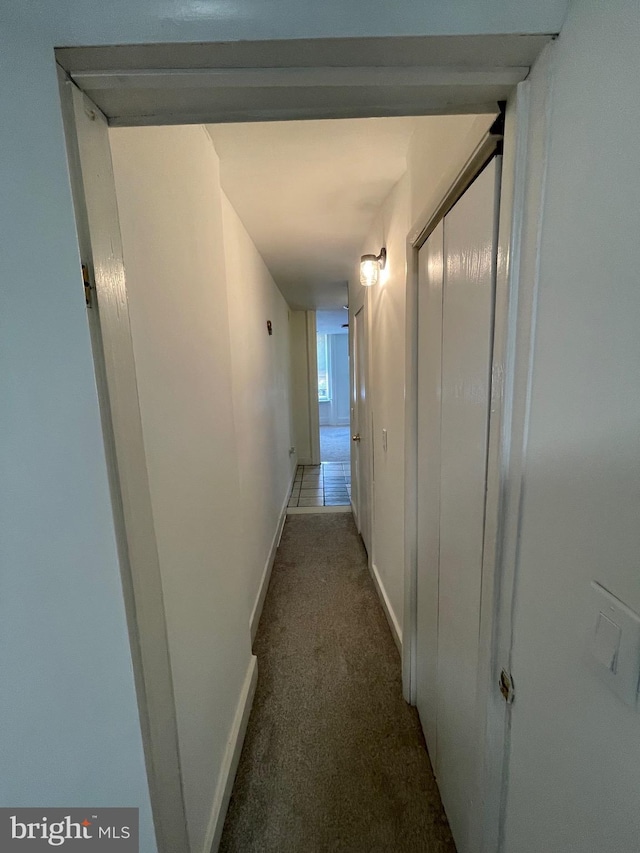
<box><xmin>220</xmin><ymin>514</ymin><xmax>455</xmax><ymax>852</ymax></box>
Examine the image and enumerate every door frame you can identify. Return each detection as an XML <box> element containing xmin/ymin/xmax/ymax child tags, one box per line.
<box><xmin>55</xmin><ymin>42</ymin><xmax>543</xmax><ymax>852</ymax></box>
<box><xmin>403</xmin><ymin>83</ymin><xmax>533</xmax><ymax>851</ymax></box>
<box><xmin>57</xmin><ymin>69</ymin><xmax>190</xmax><ymax>853</ymax></box>
<box><xmin>319</xmin><ymin>332</ymin><xmax>350</xmax><ymax>428</ymax></box>
<box><xmin>306</xmin><ymin>311</ymin><xmax>322</xmax><ymax>465</ymax></box>
<box><xmin>350</xmin><ymin>301</ymin><xmax>373</xmax><ymax>552</ymax></box>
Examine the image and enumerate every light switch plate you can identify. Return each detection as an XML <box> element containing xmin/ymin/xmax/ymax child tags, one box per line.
<box><xmin>593</xmin><ymin>612</ymin><xmax>621</xmax><ymax>672</ymax></box>
<box><xmin>382</xmin><ymin>428</ymin><xmax>387</xmax><ymax>452</ymax></box>
<box><xmin>588</xmin><ymin>582</ymin><xmax>640</xmax><ymax>709</ymax></box>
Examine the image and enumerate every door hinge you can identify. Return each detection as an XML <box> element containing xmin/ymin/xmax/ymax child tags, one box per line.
<box><xmin>82</xmin><ymin>263</ymin><xmax>93</xmax><ymax>307</ymax></box>
<box><xmin>499</xmin><ymin>669</ymin><xmax>515</xmax><ymax>704</ymax></box>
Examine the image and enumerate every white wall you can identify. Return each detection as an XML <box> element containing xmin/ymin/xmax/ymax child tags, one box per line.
<box><xmin>2</xmin><ymin>1</ymin><xmax>568</xmax><ymax>46</ymax></box>
<box><xmin>503</xmin><ymin>1</ymin><xmax>640</xmax><ymax>849</ymax></box>
<box><xmin>408</xmin><ymin>116</ymin><xmax>495</xmax><ymax>225</ymax></box>
<box><xmin>349</xmin><ymin>115</ymin><xmax>492</xmax><ymax>635</ymax></box>
<box><xmin>109</xmin><ymin>125</ymin><xmax>253</xmax><ymax>853</ymax></box>
<box><xmin>0</xmin><ymin>30</ymin><xmax>156</xmax><ymax>852</ymax></box>
<box><xmin>221</xmin><ymin>191</ymin><xmax>296</xmax><ymax>621</ymax></box>
<box><xmin>355</xmin><ymin>174</ymin><xmax>411</xmax><ymax>628</ymax></box>
<box><xmin>290</xmin><ymin>310</ymin><xmax>314</xmax><ymax>464</ymax></box>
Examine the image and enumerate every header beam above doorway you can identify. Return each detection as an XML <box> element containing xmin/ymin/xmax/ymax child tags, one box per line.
<box><xmin>55</xmin><ymin>34</ymin><xmax>552</xmax><ymax>127</ymax></box>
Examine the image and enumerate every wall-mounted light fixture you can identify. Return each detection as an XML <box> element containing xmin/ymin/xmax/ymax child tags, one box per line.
<box><xmin>360</xmin><ymin>248</ymin><xmax>387</xmax><ymax>287</ymax></box>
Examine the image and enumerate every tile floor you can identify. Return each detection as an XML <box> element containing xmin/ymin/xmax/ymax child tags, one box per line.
<box><xmin>288</xmin><ymin>463</ymin><xmax>351</xmax><ymax>507</ymax></box>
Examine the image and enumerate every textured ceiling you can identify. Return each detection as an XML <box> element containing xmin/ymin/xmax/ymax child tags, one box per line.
<box><xmin>208</xmin><ymin>116</ymin><xmax>434</xmax><ymax>309</ymax></box>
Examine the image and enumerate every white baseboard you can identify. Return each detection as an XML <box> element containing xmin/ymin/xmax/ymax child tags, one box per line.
<box><xmin>249</xmin><ymin>468</ymin><xmax>294</xmax><ymax>643</ymax></box>
<box><xmin>296</xmin><ymin>456</ymin><xmax>313</xmax><ymax>465</ymax></box>
<box><xmin>370</xmin><ymin>562</ymin><xmax>402</xmax><ymax>654</ymax></box>
<box><xmin>204</xmin><ymin>654</ymin><xmax>258</xmax><ymax>853</ymax></box>
<box><xmin>350</xmin><ymin>498</ymin><xmax>359</xmax><ymax>528</ymax></box>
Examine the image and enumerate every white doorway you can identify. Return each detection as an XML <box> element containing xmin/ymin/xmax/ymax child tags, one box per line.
<box><xmin>415</xmin><ymin>157</ymin><xmax>501</xmax><ymax>853</ymax></box>
<box><xmin>287</xmin><ymin>309</ymin><xmax>352</xmax><ymax>511</ymax></box>
<box><xmin>57</xmin><ymin>40</ymin><xmax>535</xmax><ymax>853</ymax></box>
<box><xmin>316</xmin><ymin>309</ymin><xmax>351</xmax><ymax>465</ymax></box>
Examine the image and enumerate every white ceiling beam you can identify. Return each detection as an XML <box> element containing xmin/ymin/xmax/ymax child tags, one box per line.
<box><xmin>72</xmin><ymin>65</ymin><xmax>528</xmax><ymax>91</ymax></box>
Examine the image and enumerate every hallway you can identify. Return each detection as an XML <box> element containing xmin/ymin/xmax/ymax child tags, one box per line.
<box><xmin>220</xmin><ymin>514</ymin><xmax>455</xmax><ymax>852</ymax></box>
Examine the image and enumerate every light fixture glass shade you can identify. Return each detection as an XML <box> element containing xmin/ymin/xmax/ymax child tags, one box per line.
<box><xmin>360</xmin><ymin>254</ymin><xmax>379</xmax><ymax>287</ymax></box>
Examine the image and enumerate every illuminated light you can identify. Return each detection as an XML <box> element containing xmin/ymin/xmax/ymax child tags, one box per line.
<box><xmin>359</xmin><ymin>248</ymin><xmax>386</xmax><ymax>287</ymax></box>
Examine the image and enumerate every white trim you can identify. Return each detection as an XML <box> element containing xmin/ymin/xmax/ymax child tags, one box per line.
<box><xmin>351</xmin><ymin>300</ymin><xmax>373</xmax><ymax>555</ymax></box>
<box><xmin>58</xmin><ymin>69</ymin><xmax>189</xmax><ymax>853</ymax></box>
<box><xmin>370</xmin><ymin>563</ymin><xmax>402</xmax><ymax>654</ymax></box>
<box><xmin>57</xmin><ymin>35</ymin><xmax>552</xmax><ymax>76</ymax></box>
<box><xmin>276</xmin><ymin>508</ymin><xmax>287</xmax><ymax>548</ymax></box>
<box><xmin>73</xmin><ymin>66</ymin><xmax>529</xmax><ymax>92</ymax></box>
<box><xmin>402</xmin><ymin>221</ymin><xmax>419</xmax><ymax>702</ymax></box>
<box><xmin>249</xmin><ymin>467</ymin><xmax>295</xmax><ymax>643</ymax></box>
<box><xmin>364</xmin><ymin>294</ymin><xmax>374</xmax><ymax>563</ymax></box>
<box><xmin>296</xmin><ymin>457</ymin><xmax>314</xmax><ymax>466</ymax></box>
<box><xmin>485</xmin><ymin>65</ymin><xmax>554</xmax><ymax>852</ymax></box>
<box><xmin>56</xmin><ymin>36</ymin><xmax>552</xmax><ymax>127</ymax></box>
<box><xmin>287</xmin><ymin>505</ymin><xmax>352</xmax><ymax>515</ymax></box>
<box><xmin>469</xmin><ymin>87</ymin><xmax>530</xmax><ymax>853</ymax></box>
<box><xmin>202</xmin><ymin>655</ymin><xmax>258</xmax><ymax>853</ymax></box>
<box><xmin>349</xmin><ymin>308</ymin><xmax>361</xmax><ymax>534</ymax></box>
<box><xmin>306</xmin><ymin>311</ymin><xmax>321</xmax><ymax>465</ymax></box>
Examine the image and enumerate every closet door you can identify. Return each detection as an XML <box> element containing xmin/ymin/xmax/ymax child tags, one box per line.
<box><xmin>416</xmin><ymin>158</ymin><xmax>500</xmax><ymax>853</ymax></box>
<box><xmin>437</xmin><ymin>158</ymin><xmax>499</xmax><ymax>850</ymax></box>
<box><xmin>416</xmin><ymin>219</ymin><xmax>444</xmax><ymax>761</ymax></box>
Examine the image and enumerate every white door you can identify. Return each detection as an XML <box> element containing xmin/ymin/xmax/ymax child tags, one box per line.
<box><xmin>352</xmin><ymin>305</ymin><xmax>371</xmax><ymax>553</ymax></box>
<box><xmin>416</xmin><ymin>159</ymin><xmax>500</xmax><ymax>853</ymax></box>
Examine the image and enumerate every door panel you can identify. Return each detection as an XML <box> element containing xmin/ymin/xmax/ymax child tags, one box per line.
<box><xmin>353</xmin><ymin>306</ymin><xmax>371</xmax><ymax>553</ymax></box>
<box><xmin>416</xmin><ymin>220</ymin><xmax>444</xmax><ymax>761</ymax></box>
<box><xmin>437</xmin><ymin>159</ymin><xmax>498</xmax><ymax>849</ymax></box>
<box><xmin>415</xmin><ymin>159</ymin><xmax>499</xmax><ymax>853</ymax></box>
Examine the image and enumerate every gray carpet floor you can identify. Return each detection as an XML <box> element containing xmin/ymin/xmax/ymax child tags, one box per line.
<box><xmin>320</xmin><ymin>426</ymin><xmax>351</xmax><ymax>462</ymax></box>
<box><xmin>219</xmin><ymin>514</ymin><xmax>456</xmax><ymax>853</ymax></box>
